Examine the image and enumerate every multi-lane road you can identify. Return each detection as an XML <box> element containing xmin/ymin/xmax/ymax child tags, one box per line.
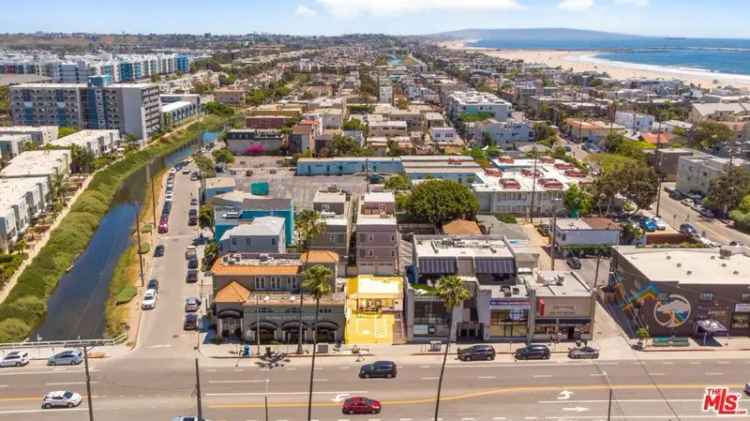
<box><xmin>0</xmin><ymin>353</ymin><xmax>749</xmax><ymax>420</ymax></box>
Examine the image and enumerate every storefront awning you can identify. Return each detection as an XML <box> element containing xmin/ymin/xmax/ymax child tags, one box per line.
<box><xmin>419</xmin><ymin>258</ymin><xmax>457</xmax><ymax>275</ymax></box>
<box><xmin>475</xmin><ymin>258</ymin><xmax>515</xmax><ymax>275</ymax></box>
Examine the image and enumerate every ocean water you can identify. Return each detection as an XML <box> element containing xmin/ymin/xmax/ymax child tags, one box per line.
<box><xmin>471</xmin><ymin>38</ymin><xmax>750</xmax><ymax>76</ymax></box>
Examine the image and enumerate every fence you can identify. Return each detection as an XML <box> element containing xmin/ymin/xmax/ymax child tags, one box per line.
<box><xmin>0</xmin><ymin>333</ymin><xmax>128</xmax><ymax>350</ymax></box>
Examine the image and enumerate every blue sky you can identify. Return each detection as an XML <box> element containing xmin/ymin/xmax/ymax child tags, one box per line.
<box><xmin>1</xmin><ymin>0</ymin><xmax>748</xmax><ymax>38</ymax></box>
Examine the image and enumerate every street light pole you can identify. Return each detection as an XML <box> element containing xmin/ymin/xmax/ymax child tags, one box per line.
<box><xmin>134</xmin><ymin>202</ymin><xmax>145</xmax><ymax>288</ymax></box>
<box><xmin>195</xmin><ymin>358</ymin><xmax>203</xmax><ymax>419</ymax></box>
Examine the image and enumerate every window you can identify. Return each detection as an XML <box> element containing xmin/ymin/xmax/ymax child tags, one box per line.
<box><xmin>742</xmin><ymin>293</ymin><xmax>750</xmax><ymax>302</ymax></box>
<box><xmin>699</xmin><ymin>292</ymin><xmax>714</xmax><ymax>301</ymax></box>
<box><xmin>271</xmin><ymin>238</ymin><xmax>276</xmax><ymax>245</ymax></box>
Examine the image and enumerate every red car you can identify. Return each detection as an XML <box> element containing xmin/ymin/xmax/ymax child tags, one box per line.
<box><xmin>158</xmin><ymin>216</ymin><xmax>169</xmax><ymax>234</ymax></box>
<box><xmin>342</xmin><ymin>397</ymin><xmax>381</xmax><ymax>415</ymax></box>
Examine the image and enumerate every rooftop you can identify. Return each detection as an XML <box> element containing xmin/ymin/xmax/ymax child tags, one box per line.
<box><xmin>161</xmin><ymin>101</ymin><xmax>194</xmax><ymax>113</ymax></box>
<box><xmin>531</xmin><ymin>271</ymin><xmax>591</xmax><ymax>297</ymax></box>
<box><xmin>414</xmin><ymin>235</ymin><xmax>514</xmax><ymax>259</ymax></box>
<box><xmin>212</xmin><ymin>253</ymin><xmax>301</xmax><ymax>276</ymax></box>
<box><xmin>205</xmin><ymin>177</ymin><xmax>237</xmax><ymax>190</ymax></box>
<box><xmin>614</xmin><ymin>246</ymin><xmax>750</xmax><ymax>285</ymax></box>
<box><xmin>219</xmin><ymin>216</ymin><xmax>285</xmax><ymax>239</ymax></box>
<box><xmin>0</xmin><ymin>150</ymin><xmax>69</xmax><ymax>178</ymax></box>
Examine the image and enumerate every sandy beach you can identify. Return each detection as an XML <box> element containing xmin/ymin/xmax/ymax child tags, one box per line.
<box><xmin>441</xmin><ymin>41</ymin><xmax>750</xmax><ymax>90</ymax></box>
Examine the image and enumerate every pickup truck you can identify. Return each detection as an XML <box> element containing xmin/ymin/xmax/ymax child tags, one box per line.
<box><xmin>185</xmin><ymin>246</ymin><xmax>197</xmax><ymax>260</ymax></box>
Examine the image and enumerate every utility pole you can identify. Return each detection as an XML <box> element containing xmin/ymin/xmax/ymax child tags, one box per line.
<box><xmin>529</xmin><ymin>146</ymin><xmax>538</xmax><ymax>224</ymax></box>
<box><xmin>134</xmin><ymin>202</ymin><xmax>145</xmax><ymax>288</ymax></box>
<box><xmin>83</xmin><ymin>346</ymin><xmax>94</xmax><ymax>421</ymax></box>
<box><xmin>607</xmin><ymin>388</ymin><xmax>613</xmax><ymax>421</ymax></box>
<box><xmin>195</xmin><ymin>358</ymin><xmax>203</xmax><ymax>419</ymax></box>
<box><xmin>593</xmin><ymin>252</ymin><xmax>602</xmax><ymax>289</ymax></box>
<box><xmin>550</xmin><ymin>208</ymin><xmax>558</xmax><ymax>271</ymax></box>
<box><xmin>654</xmin><ymin>117</ymin><xmax>664</xmax><ymax>217</ymax></box>
<box><xmin>297</xmin><ymin>288</ymin><xmax>305</xmax><ymax>354</ymax></box>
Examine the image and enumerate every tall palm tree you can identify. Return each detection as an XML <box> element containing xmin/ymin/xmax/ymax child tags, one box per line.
<box><xmin>295</xmin><ymin>209</ymin><xmax>326</xmax><ymax>353</ymax></box>
<box><xmin>303</xmin><ymin>264</ymin><xmax>333</xmax><ymax>421</ymax></box>
<box><xmin>433</xmin><ymin>275</ymin><xmax>471</xmax><ymax>421</ymax></box>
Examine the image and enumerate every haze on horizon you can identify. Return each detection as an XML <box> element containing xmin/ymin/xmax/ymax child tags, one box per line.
<box><xmin>1</xmin><ymin>0</ymin><xmax>748</xmax><ymax>39</ymax></box>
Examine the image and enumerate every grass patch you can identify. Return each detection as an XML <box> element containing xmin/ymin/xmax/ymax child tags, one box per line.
<box><xmin>0</xmin><ymin>115</ymin><xmax>227</xmax><ymax>342</ymax></box>
<box><xmin>114</xmin><ymin>286</ymin><xmax>137</xmax><ymax>305</ymax></box>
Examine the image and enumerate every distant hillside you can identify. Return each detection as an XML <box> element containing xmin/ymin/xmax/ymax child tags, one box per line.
<box><xmin>428</xmin><ymin>28</ymin><xmax>646</xmax><ymax>42</ymax></box>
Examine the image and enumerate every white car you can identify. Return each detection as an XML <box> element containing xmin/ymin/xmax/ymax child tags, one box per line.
<box><xmin>41</xmin><ymin>391</ymin><xmax>82</xmax><ymax>409</ymax></box>
<box><xmin>142</xmin><ymin>289</ymin><xmax>158</xmax><ymax>310</ymax></box>
<box><xmin>165</xmin><ymin>193</ymin><xmax>174</xmax><ymax>202</ymax></box>
<box><xmin>652</xmin><ymin>217</ymin><xmax>667</xmax><ymax>231</ymax></box>
<box><xmin>0</xmin><ymin>351</ymin><xmax>30</xmax><ymax>367</ymax></box>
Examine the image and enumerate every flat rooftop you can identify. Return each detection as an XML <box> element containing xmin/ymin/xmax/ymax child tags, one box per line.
<box><xmin>614</xmin><ymin>246</ymin><xmax>750</xmax><ymax>285</ymax></box>
<box><xmin>414</xmin><ymin>235</ymin><xmax>514</xmax><ymax>259</ymax></box>
<box><xmin>0</xmin><ymin>150</ymin><xmax>69</xmax><ymax>178</ymax></box>
<box><xmin>532</xmin><ymin>271</ymin><xmax>591</xmax><ymax>297</ymax></box>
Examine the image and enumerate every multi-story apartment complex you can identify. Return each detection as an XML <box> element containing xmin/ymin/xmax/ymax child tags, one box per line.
<box><xmin>0</xmin><ymin>52</ymin><xmax>191</xmax><ymax>83</ymax></box>
<box><xmin>676</xmin><ymin>153</ymin><xmax>750</xmax><ymax>196</ymax></box>
<box><xmin>10</xmin><ymin>80</ymin><xmax>161</xmax><ymax>140</ymax></box>
<box><xmin>447</xmin><ymin>90</ymin><xmax>513</xmax><ymax>122</ymax></box>
<box><xmin>50</xmin><ymin>129</ymin><xmax>120</xmax><ymax>158</ymax></box>
<box><xmin>0</xmin><ymin>126</ymin><xmax>59</xmax><ymax>145</ymax></box>
<box><xmin>0</xmin><ymin>177</ymin><xmax>49</xmax><ymax>253</ymax></box>
<box><xmin>310</xmin><ymin>188</ymin><xmax>352</xmax><ymax>273</ymax></box>
<box><xmin>356</xmin><ymin>192</ymin><xmax>400</xmax><ymax>275</ymax></box>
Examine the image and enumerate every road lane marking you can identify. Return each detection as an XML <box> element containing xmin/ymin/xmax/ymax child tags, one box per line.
<box><xmin>206</xmin><ymin>390</ymin><xmax>368</xmax><ymax>397</ymax></box>
<box><xmin>690</xmin><ymin>361</ymin><xmax>701</xmax><ymax>365</ymax></box>
<box><xmin>478</xmin><ymin>376</ymin><xmax>496</xmax><ymax>379</ymax></box>
<box><xmin>539</xmin><ymin>398</ymin><xmax>701</xmax><ymax>404</ymax></box>
<box><xmin>148</xmin><ymin>344</ymin><xmax>173</xmax><ymax>349</ymax></box>
<box><xmin>420</xmin><ymin>377</ymin><xmax>439</xmax><ymax>380</ymax></box>
<box><xmin>314</xmin><ymin>378</ymin><xmax>329</xmax><ymax>382</ymax></box>
<box><xmin>461</xmin><ymin>418</ymin><xmax>476</xmax><ymax>421</ymax></box>
<box><xmin>717</xmin><ymin>361</ymin><xmax>730</xmax><ymax>365</ymax></box>
<box><xmin>533</xmin><ymin>374</ymin><xmax>553</xmax><ymax>378</ymax></box>
<box><xmin>492</xmin><ymin>418</ymin><xmax>507</xmax><ymax>420</ymax></box>
<box><xmin>419</xmin><ymin>365</ymin><xmax>431</xmax><ymax>368</ymax></box>
<box><xmin>45</xmin><ymin>381</ymin><xmax>98</xmax><ymax>386</ymax></box>
<box><xmin>209</xmin><ymin>380</ymin><xmax>265</xmax><ymax>384</ymax></box>
<box><xmin>647</xmin><ymin>373</ymin><xmax>665</xmax><ymax>376</ymax></box>
<box><xmin>662</xmin><ymin>362</ymin><xmax>673</xmax><ymax>365</ymax></box>
<box><xmin>590</xmin><ymin>373</ymin><xmax>607</xmax><ymax>377</ymax></box>
<box><xmin>0</xmin><ymin>408</ymin><xmax>87</xmax><ymax>415</ymax></box>
<box><xmin>705</xmin><ymin>372</ymin><xmax>724</xmax><ymax>376</ymax></box>
<box><xmin>399</xmin><ymin>418</ymin><xmax>412</xmax><ymax>421</ymax></box>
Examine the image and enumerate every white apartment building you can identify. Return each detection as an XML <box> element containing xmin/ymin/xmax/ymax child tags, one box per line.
<box><xmin>468</xmin><ymin>118</ymin><xmax>534</xmax><ymax>147</ymax></box>
<box><xmin>676</xmin><ymin>154</ymin><xmax>750</xmax><ymax>196</ymax></box>
<box><xmin>0</xmin><ymin>150</ymin><xmax>71</xmax><ymax>182</ymax></box>
<box><xmin>51</xmin><ymin>129</ymin><xmax>120</xmax><ymax>157</ymax></box>
<box><xmin>447</xmin><ymin>91</ymin><xmax>513</xmax><ymax>122</ymax></box>
<box><xmin>430</xmin><ymin>127</ymin><xmax>460</xmax><ymax>146</ymax></box>
<box><xmin>472</xmin><ymin>158</ymin><xmax>590</xmax><ymax>216</ymax></box>
<box><xmin>0</xmin><ymin>126</ymin><xmax>58</xmax><ymax>145</ymax></box>
<box><xmin>615</xmin><ymin>111</ymin><xmax>656</xmax><ymax>133</ymax></box>
<box><xmin>0</xmin><ymin>134</ymin><xmax>32</xmax><ymax>161</ymax></box>
<box><xmin>0</xmin><ymin>177</ymin><xmax>49</xmax><ymax>253</ymax></box>
<box><xmin>368</xmin><ymin>120</ymin><xmax>408</xmax><ymax>138</ymax></box>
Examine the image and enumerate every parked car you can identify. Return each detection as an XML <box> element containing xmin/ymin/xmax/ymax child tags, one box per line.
<box><xmin>0</xmin><ymin>351</ymin><xmax>30</xmax><ymax>367</ymax></box>
<box><xmin>48</xmin><ymin>349</ymin><xmax>83</xmax><ymax>366</ymax></box>
<box><xmin>700</xmin><ymin>208</ymin><xmax>715</xmax><ymax>218</ymax></box>
<box><xmin>679</xmin><ymin>223</ymin><xmax>698</xmax><ymax>237</ymax></box>
<box><xmin>188</xmin><ymin>257</ymin><xmax>199</xmax><ymax>270</ymax></box>
<box><xmin>185</xmin><ymin>297</ymin><xmax>202</xmax><ymax>312</ymax></box>
<box><xmin>568</xmin><ymin>346</ymin><xmax>599</xmax><ymax>359</ymax></box>
<box><xmin>342</xmin><ymin>397</ymin><xmax>381</xmax><ymax>415</ymax></box>
<box><xmin>141</xmin><ymin>289</ymin><xmax>158</xmax><ymax>310</ymax></box>
<box><xmin>514</xmin><ymin>344</ymin><xmax>551</xmax><ymax>360</ymax></box>
<box><xmin>183</xmin><ymin>314</ymin><xmax>199</xmax><ymax>331</ymax></box>
<box><xmin>158</xmin><ymin>219</ymin><xmax>169</xmax><ymax>234</ymax></box>
<box><xmin>640</xmin><ymin>218</ymin><xmax>658</xmax><ymax>232</ymax></box>
<box><xmin>359</xmin><ymin>361</ymin><xmax>397</xmax><ymax>378</ymax></box>
<box><xmin>566</xmin><ymin>256</ymin><xmax>582</xmax><ymax>270</ymax></box>
<box><xmin>188</xmin><ymin>208</ymin><xmax>198</xmax><ymax>226</ymax></box>
<box><xmin>652</xmin><ymin>217</ymin><xmax>667</xmax><ymax>231</ymax></box>
<box><xmin>165</xmin><ymin>192</ymin><xmax>174</xmax><ymax>202</ymax></box>
<box><xmin>171</xmin><ymin>417</ymin><xmax>208</xmax><ymax>421</ymax></box>
<box><xmin>154</xmin><ymin>244</ymin><xmax>165</xmax><ymax>257</ymax></box>
<box><xmin>186</xmin><ymin>269</ymin><xmax>199</xmax><ymax>283</ymax></box>
<box><xmin>190</xmin><ymin>198</ymin><xmax>198</xmax><ymax>206</ymax></box>
<box><xmin>41</xmin><ymin>391</ymin><xmax>81</xmax><ymax>409</ymax></box>
<box><xmin>457</xmin><ymin>344</ymin><xmax>496</xmax><ymax>361</ymax></box>
<box><xmin>745</xmin><ymin>382</ymin><xmax>750</xmax><ymax>396</ymax></box>
<box><xmin>537</xmin><ymin>223</ymin><xmax>551</xmax><ymax>237</ymax></box>
<box><xmin>185</xmin><ymin>246</ymin><xmax>197</xmax><ymax>260</ymax></box>
<box><xmin>147</xmin><ymin>278</ymin><xmax>159</xmax><ymax>292</ymax></box>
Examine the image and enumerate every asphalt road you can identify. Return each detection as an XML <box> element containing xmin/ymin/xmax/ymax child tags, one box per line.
<box><xmin>1</xmin><ymin>355</ymin><xmax>749</xmax><ymax>420</ymax></box>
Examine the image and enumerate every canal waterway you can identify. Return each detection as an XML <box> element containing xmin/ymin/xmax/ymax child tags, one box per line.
<box><xmin>35</xmin><ymin>132</ymin><xmax>218</xmax><ymax>340</ymax></box>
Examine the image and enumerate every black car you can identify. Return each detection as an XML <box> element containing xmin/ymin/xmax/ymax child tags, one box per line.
<box><xmin>184</xmin><ymin>314</ymin><xmax>199</xmax><ymax>330</ymax></box>
<box><xmin>359</xmin><ymin>361</ymin><xmax>397</xmax><ymax>379</ymax></box>
<box><xmin>154</xmin><ymin>244</ymin><xmax>165</xmax><ymax>257</ymax></box>
<box><xmin>679</xmin><ymin>223</ymin><xmax>698</xmax><ymax>237</ymax></box>
<box><xmin>457</xmin><ymin>344</ymin><xmax>496</xmax><ymax>361</ymax></box>
<box><xmin>566</xmin><ymin>256</ymin><xmax>582</xmax><ymax>270</ymax></box>
<box><xmin>515</xmin><ymin>344</ymin><xmax>551</xmax><ymax>360</ymax></box>
<box><xmin>186</xmin><ymin>269</ymin><xmax>198</xmax><ymax>283</ymax></box>
<box><xmin>147</xmin><ymin>278</ymin><xmax>159</xmax><ymax>292</ymax></box>
<box><xmin>188</xmin><ymin>258</ymin><xmax>199</xmax><ymax>270</ymax></box>
<box><xmin>568</xmin><ymin>346</ymin><xmax>599</xmax><ymax>359</ymax></box>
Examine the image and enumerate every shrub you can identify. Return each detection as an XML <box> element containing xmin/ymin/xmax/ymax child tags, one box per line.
<box><xmin>115</xmin><ymin>286</ymin><xmax>138</xmax><ymax>305</ymax></box>
<box><xmin>0</xmin><ymin>319</ymin><xmax>30</xmax><ymax>343</ymax></box>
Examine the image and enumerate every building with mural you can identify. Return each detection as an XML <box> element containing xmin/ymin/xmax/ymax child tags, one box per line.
<box><xmin>611</xmin><ymin>246</ymin><xmax>750</xmax><ymax>338</ymax></box>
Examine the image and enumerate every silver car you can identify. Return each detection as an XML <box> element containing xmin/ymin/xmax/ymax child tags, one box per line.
<box><xmin>48</xmin><ymin>349</ymin><xmax>83</xmax><ymax>366</ymax></box>
<box><xmin>0</xmin><ymin>351</ymin><xmax>30</xmax><ymax>367</ymax></box>
<box><xmin>42</xmin><ymin>391</ymin><xmax>82</xmax><ymax>409</ymax></box>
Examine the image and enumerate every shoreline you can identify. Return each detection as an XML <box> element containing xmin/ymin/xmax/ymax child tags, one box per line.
<box><xmin>441</xmin><ymin>41</ymin><xmax>750</xmax><ymax>90</ymax></box>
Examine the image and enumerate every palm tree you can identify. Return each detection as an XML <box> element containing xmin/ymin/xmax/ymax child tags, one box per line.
<box><xmin>433</xmin><ymin>275</ymin><xmax>471</xmax><ymax>421</ymax></box>
<box><xmin>303</xmin><ymin>264</ymin><xmax>333</xmax><ymax>421</ymax></box>
<box><xmin>295</xmin><ymin>209</ymin><xmax>326</xmax><ymax>353</ymax></box>
<box><xmin>49</xmin><ymin>172</ymin><xmax>66</xmax><ymax>211</ymax></box>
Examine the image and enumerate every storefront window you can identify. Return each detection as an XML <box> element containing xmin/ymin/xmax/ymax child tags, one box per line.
<box><xmin>732</xmin><ymin>314</ymin><xmax>750</xmax><ymax>329</ymax></box>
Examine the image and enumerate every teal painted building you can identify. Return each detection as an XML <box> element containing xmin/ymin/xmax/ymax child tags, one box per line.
<box><xmin>211</xmin><ymin>191</ymin><xmax>295</xmax><ymax>246</ymax></box>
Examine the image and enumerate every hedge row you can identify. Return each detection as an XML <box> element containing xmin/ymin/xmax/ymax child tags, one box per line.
<box><xmin>0</xmin><ymin>115</ymin><xmax>226</xmax><ymax>343</ymax></box>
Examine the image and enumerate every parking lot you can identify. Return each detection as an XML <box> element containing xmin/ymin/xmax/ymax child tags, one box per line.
<box><xmin>224</xmin><ymin>156</ymin><xmax>369</xmax><ymax>209</ymax></box>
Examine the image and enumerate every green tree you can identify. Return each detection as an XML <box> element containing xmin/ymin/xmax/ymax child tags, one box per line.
<box><xmin>295</xmin><ymin>209</ymin><xmax>326</xmax><ymax>251</ymax></box>
<box><xmin>203</xmin><ymin>101</ymin><xmax>235</xmax><ymax>117</ymax></box>
<box><xmin>198</xmin><ymin>204</ymin><xmax>215</xmax><ymax>235</ymax></box>
<box><xmin>386</xmin><ymin>139</ymin><xmax>402</xmax><ymax>157</ymax></box>
<box><xmin>405</xmin><ymin>180</ymin><xmax>479</xmax><ymax>225</ymax></box>
<box><xmin>396</xmin><ymin>98</ymin><xmax>409</xmax><ymax>110</ymax></box>
<box><xmin>533</xmin><ymin>122</ymin><xmax>556</xmax><ymax>142</ymax></box>
<box><xmin>620</xmin><ymin>165</ymin><xmax>659</xmax><ymax>213</ymax></box>
<box><xmin>58</xmin><ymin>127</ymin><xmax>79</xmax><ymax>138</ymax></box>
<box><xmin>564</xmin><ymin>184</ymin><xmax>593</xmax><ymax>217</ymax></box>
<box><xmin>211</xmin><ymin>148</ymin><xmax>235</xmax><ymax>165</ymax></box>
<box><xmin>730</xmin><ymin>195</ymin><xmax>750</xmax><ymax>232</ymax></box>
<box><xmin>70</xmin><ymin>145</ymin><xmax>95</xmax><ymax>174</ymax></box>
<box><xmin>303</xmin><ymin>264</ymin><xmax>334</xmax><ymax>421</ymax></box>
<box><xmin>193</xmin><ymin>153</ymin><xmax>216</xmax><ymax>177</ymax></box>
<box><xmin>705</xmin><ymin>166</ymin><xmax>750</xmax><ymax>215</ymax></box>
<box><xmin>692</xmin><ymin>121</ymin><xmax>735</xmax><ymax>151</ymax></box>
<box><xmin>384</xmin><ymin>174</ymin><xmax>411</xmax><ymax>191</ymax></box>
<box><xmin>433</xmin><ymin>275</ymin><xmax>472</xmax><ymax>421</ymax></box>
